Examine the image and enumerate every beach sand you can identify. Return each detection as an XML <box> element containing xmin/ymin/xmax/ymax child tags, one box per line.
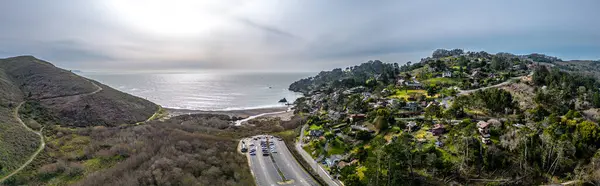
<box><xmin>166</xmin><ymin>106</ymin><xmax>292</xmax><ymax>119</ymax></box>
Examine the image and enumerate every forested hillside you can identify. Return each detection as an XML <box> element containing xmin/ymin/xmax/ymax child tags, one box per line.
<box><xmin>290</xmin><ymin>49</ymin><xmax>600</xmax><ymax>185</ymax></box>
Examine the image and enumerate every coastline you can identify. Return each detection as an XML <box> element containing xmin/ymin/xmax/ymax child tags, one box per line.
<box><xmin>166</xmin><ymin>106</ymin><xmax>293</xmax><ymax>120</ymax></box>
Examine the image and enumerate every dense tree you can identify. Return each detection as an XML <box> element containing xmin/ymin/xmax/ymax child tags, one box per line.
<box><xmin>578</xmin><ymin>121</ymin><xmax>600</xmax><ymax>144</ymax></box>
<box><xmin>473</xmin><ymin>88</ymin><xmax>517</xmax><ymax>114</ymax></box>
<box><xmin>375</xmin><ymin>108</ymin><xmax>391</xmax><ymax>130</ymax></box>
<box><xmin>490</xmin><ymin>56</ymin><xmax>510</xmax><ymax>71</ymax></box>
<box><xmin>432</xmin><ymin>49</ymin><xmax>464</xmax><ymax>58</ymax></box>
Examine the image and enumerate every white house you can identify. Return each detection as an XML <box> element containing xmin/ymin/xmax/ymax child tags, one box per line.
<box><xmin>442</xmin><ymin>71</ymin><xmax>452</xmax><ymax>78</ymax></box>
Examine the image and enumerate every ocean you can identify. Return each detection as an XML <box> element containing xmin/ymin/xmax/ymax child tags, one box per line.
<box><xmin>80</xmin><ymin>71</ymin><xmax>313</xmax><ymax>111</ymax></box>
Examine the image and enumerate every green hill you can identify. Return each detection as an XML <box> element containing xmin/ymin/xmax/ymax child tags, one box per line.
<box><xmin>0</xmin><ymin>56</ymin><xmax>158</xmax><ymax>177</ymax></box>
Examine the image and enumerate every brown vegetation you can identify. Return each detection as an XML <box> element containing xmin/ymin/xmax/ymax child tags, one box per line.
<box><xmin>5</xmin><ymin>114</ymin><xmax>260</xmax><ymax>186</ymax></box>
<box><xmin>1</xmin><ymin>56</ymin><xmax>158</xmax><ymax>128</ymax></box>
<box><xmin>1</xmin><ymin>55</ymin><xmax>158</xmax><ymax>180</ymax></box>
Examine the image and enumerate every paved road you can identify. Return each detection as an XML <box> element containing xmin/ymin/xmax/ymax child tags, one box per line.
<box><xmin>272</xmin><ymin>137</ymin><xmax>318</xmax><ymax>186</ymax></box>
<box><xmin>243</xmin><ymin>135</ymin><xmax>318</xmax><ymax>186</ymax></box>
<box><xmin>296</xmin><ymin>126</ymin><xmax>341</xmax><ymax>186</ymax></box>
<box><xmin>458</xmin><ymin>72</ymin><xmax>532</xmax><ymax>95</ymax></box>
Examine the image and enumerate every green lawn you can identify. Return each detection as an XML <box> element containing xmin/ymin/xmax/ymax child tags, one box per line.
<box><xmin>309</xmin><ymin>124</ymin><xmax>323</xmax><ymax>130</ymax></box>
<box><xmin>422</xmin><ymin>77</ymin><xmax>460</xmax><ymax>85</ymax></box>
<box><xmin>327</xmin><ymin>146</ymin><xmax>345</xmax><ymax>156</ymax></box>
<box><xmin>389</xmin><ymin>89</ymin><xmax>427</xmax><ymax>100</ymax></box>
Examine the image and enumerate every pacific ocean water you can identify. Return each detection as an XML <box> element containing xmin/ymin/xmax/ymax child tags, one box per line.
<box><xmin>81</xmin><ymin>71</ymin><xmax>313</xmax><ymax>111</ymax></box>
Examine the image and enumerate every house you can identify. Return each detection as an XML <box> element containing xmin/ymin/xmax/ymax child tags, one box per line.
<box><xmin>477</xmin><ymin>121</ymin><xmax>490</xmax><ymax>135</ymax></box>
<box><xmin>426</xmin><ymin>101</ymin><xmax>439</xmax><ymax>108</ymax></box>
<box><xmin>442</xmin><ymin>71</ymin><xmax>452</xmax><ymax>78</ymax></box>
<box><xmin>470</xmin><ymin>71</ymin><xmax>486</xmax><ymax>79</ymax></box>
<box><xmin>346</xmin><ymin>86</ymin><xmax>367</xmax><ymax>94</ymax></box>
<box><xmin>361</xmin><ymin>92</ymin><xmax>373</xmax><ymax>101</ymax></box>
<box><xmin>512</xmin><ymin>64</ymin><xmax>523</xmax><ymax>70</ymax></box>
<box><xmin>309</xmin><ymin>130</ymin><xmax>325</xmax><ymax>137</ymax></box>
<box><xmin>351</xmin><ymin>125</ymin><xmax>374</xmax><ymax>133</ymax></box>
<box><xmin>404</xmin><ymin>101</ymin><xmax>420</xmax><ymax>112</ymax></box>
<box><xmin>397</xmin><ymin>79</ymin><xmax>406</xmax><ymax>86</ymax></box>
<box><xmin>406</xmin><ymin>121</ymin><xmax>419</xmax><ymax>132</ymax></box>
<box><xmin>337</xmin><ymin>159</ymin><xmax>358</xmax><ymax>169</ymax></box>
<box><xmin>477</xmin><ymin>121</ymin><xmax>492</xmax><ymax>144</ymax></box>
<box><xmin>431</xmin><ymin>124</ymin><xmax>445</xmax><ymax>136</ymax></box>
<box><xmin>325</xmin><ymin>155</ymin><xmax>344</xmax><ymax>167</ymax></box>
<box><xmin>349</xmin><ymin>114</ymin><xmax>366</xmax><ymax>123</ymax></box>
<box><xmin>405</xmin><ymin>82</ymin><xmax>423</xmax><ymax>89</ymax></box>
<box><xmin>513</xmin><ymin>123</ymin><xmax>525</xmax><ymax>128</ymax></box>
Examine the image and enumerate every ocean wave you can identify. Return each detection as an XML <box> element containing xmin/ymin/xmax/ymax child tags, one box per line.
<box><xmin>162</xmin><ymin>103</ymin><xmax>289</xmax><ymax>111</ymax></box>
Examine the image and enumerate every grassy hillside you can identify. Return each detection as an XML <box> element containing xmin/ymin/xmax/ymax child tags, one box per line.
<box><xmin>0</xmin><ymin>69</ymin><xmax>40</xmax><ymax>178</ymax></box>
<box><xmin>0</xmin><ymin>56</ymin><xmax>158</xmax><ymax>127</ymax></box>
<box><xmin>0</xmin><ymin>56</ymin><xmax>158</xmax><ymax>178</ymax></box>
<box><xmin>39</xmin><ymin>81</ymin><xmax>158</xmax><ymax>127</ymax></box>
<box><xmin>0</xmin><ymin>56</ymin><xmax>98</xmax><ymax>99</ymax></box>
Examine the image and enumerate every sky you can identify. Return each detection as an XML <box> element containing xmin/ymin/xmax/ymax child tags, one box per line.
<box><xmin>0</xmin><ymin>0</ymin><xmax>599</xmax><ymax>72</ymax></box>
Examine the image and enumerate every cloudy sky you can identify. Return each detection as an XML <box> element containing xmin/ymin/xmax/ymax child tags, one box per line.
<box><xmin>1</xmin><ymin>0</ymin><xmax>599</xmax><ymax>72</ymax></box>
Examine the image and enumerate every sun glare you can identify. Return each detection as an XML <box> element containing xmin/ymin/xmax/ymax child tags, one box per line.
<box><xmin>106</xmin><ymin>0</ymin><xmax>223</xmax><ymax>37</ymax></box>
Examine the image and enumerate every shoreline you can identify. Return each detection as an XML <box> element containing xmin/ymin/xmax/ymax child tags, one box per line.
<box><xmin>166</xmin><ymin>105</ymin><xmax>293</xmax><ymax>119</ymax></box>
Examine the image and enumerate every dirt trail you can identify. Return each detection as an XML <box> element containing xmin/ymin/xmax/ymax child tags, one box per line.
<box><xmin>0</xmin><ymin>81</ymin><xmax>102</xmax><ymax>183</ymax></box>
<box><xmin>0</xmin><ymin>102</ymin><xmax>45</xmax><ymax>183</ymax></box>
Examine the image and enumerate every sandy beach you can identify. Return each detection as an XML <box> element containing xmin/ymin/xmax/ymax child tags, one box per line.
<box><xmin>166</xmin><ymin>106</ymin><xmax>294</xmax><ymax>121</ymax></box>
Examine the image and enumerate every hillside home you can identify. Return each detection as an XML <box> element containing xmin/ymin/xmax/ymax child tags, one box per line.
<box><xmin>397</xmin><ymin>79</ymin><xmax>406</xmax><ymax>86</ymax></box>
<box><xmin>404</xmin><ymin>101</ymin><xmax>420</xmax><ymax>112</ymax></box>
<box><xmin>405</xmin><ymin>82</ymin><xmax>423</xmax><ymax>89</ymax></box>
<box><xmin>477</xmin><ymin>121</ymin><xmax>491</xmax><ymax>144</ymax></box>
<box><xmin>349</xmin><ymin>114</ymin><xmax>366</xmax><ymax>123</ymax></box>
<box><xmin>470</xmin><ymin>71</ymin><xmax>486</xmax><ymax>79</ymax></box>
<box><xmin>406</xmin><ymin>121</ymin><xmax>419</xmax><ymax>132</ymax></box>
<box><xmin>431</xmin><ymin>124</ymin><xmax>445</xmax><ymax>136</ymax></box>
<box><xmin>442</xmin><ymin>71</ymin><xmax>452</xmax><ymax>78</ymax></box>
<box><xmin>477</xmin><ymin>121</ymin><xmax>490</xmax><ymax>134</ymax></box>
<box><xmin>309</xmin><ymin>130</ymin><xmax>325</xmax><ymax>137</ymax></box>
<box><xmin>351</xmin><ymin>125</ymin><xmax>374</xmax><ymax>133</ymax></box>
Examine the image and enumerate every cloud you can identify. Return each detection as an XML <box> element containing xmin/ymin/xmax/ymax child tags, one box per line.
<box><xmin>235</xmin><ymin>18</ymin><xmax>298</xmax><ymax>39</ymax></box>
<box><xmin>0</xmin><ymin>0</ymin><xmax>599</xmax><ymax>71</ymax></box>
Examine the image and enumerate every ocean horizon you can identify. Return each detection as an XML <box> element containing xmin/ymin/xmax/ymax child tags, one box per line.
<box><xmin>80</xmin><ymin>71</ymin><xmax>313</xmax><ymax>111</ymax></box>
